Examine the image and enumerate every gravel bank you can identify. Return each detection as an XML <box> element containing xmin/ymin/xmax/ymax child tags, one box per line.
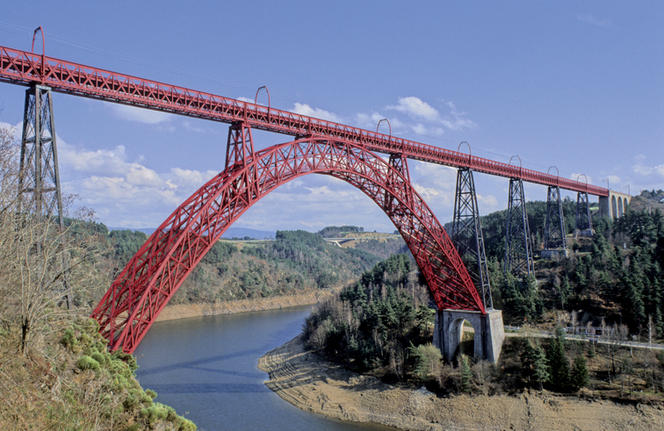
<box><xmin>259</xmin><ymin>336</ymin><xmax>664</xmax><ymax>431</ymax></box>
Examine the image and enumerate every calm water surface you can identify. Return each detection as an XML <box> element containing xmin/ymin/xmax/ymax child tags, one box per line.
<box><xmin>134</xmin><ymin>307</ymin><xmax>385</xmax><ymax>431</ymax></box>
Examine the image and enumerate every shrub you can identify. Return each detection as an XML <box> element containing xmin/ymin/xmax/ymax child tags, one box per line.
<box><xmin>60</xmin><ymin>329</ymin><xmax>77</xmax><ymax>350</ymax></box>
<box><xmin>76</xmin><ymin>355</ymin><xmax>100</xmax><ymax>371</ymax></box>
<box><xmin>140</xmin><ymin>403</ymin><xmax>169</xmax><ymax>425</ymax></box>
<box><xmin>112</xmin><ymin>350</ymin><xmax>138</xmax><ymax>372</ymax></box>
<box><xmin>178</xmin><ymin>418</ymin><xmax>197</xmax><ymax>431</ymax></box>
<box><xmin>122</xmin><ymin>394</ymin><xmax>139</xmax><ymax>411</ymax></box>
<box><xmin>91</xmin><ymin>351</ymin><xmax>107</xmax><ymax>366</ymax></box>
<box><xmin>145</xmin><ymin>389</ymin><xmax>157</xmax><ymax>400</ymax></box>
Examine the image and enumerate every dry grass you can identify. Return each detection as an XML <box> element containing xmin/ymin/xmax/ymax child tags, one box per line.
<box><xmin>0</xmin><ymin>317</ymin><xmax>196</xmax><ymax>431</ymax></box>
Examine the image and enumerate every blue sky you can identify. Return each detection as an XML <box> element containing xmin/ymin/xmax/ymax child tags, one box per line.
<box><xmin>0</xmin><ymin>1</ymin><xmax>662</xmax><ymax>231</ymax></box>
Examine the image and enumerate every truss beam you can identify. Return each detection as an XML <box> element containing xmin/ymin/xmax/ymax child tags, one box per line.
<box><xmin>544</xmin><ymin>186</ymin><xmax>566</xmax><ymax>250</ymax></box>
<box><xmin>504</xmin><ymin>178</ymin><xmax>534</xmax><ymax>276</ymax></box>
<box><xmin>576</xmin><ymin>191</ymin><xmax>593</xmax><ymax>234</ymax></box>
<box><xmin>451</xmin><ymin>168</ymin><xmax>493</xmax><ymax>310</ymax></box>
<box><xmin>18</xmin><ymin>84</ymin><xmax>64</xmax><ymax>223</ymax></box>
<box><xmin>0</xmin><ymin>44</ymin><xmax>608</xmax><ymax>196</ymax></box>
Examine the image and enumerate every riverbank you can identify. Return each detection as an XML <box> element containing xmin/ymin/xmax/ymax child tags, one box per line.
<box><xmin>156</xmin><ymin>289</ymin><xmax>336</xmax><ymax>322</ymax></box>
<box><xmin>259</xmin><ymin>336</ymin><xmax>664</xmax><ymax>431</ymax></box>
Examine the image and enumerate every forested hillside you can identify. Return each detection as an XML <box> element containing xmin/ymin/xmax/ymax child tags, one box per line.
<box><xmin>486</xmin><ymin>196</ymin><xmax>664</xmax><ymax>335</ymax></box>
<box><xmin>172</xmin><ymin>230</ymin><xmax>383</xmax><ymax>303</ymax></box>
<box><xmin>305</xmin><ymin>198</ymin><xmax>664</xmax><ymax>399</ymax></box>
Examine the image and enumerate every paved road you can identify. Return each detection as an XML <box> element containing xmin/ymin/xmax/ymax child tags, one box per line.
<box><xmin>505</xmin><ymin>326</ymin><xmax>664</xmax><ymax>351</ymax></box>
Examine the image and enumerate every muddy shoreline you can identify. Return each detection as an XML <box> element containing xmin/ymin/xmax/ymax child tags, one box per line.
<box><xmin>155</xmin><ymin>290</ymin><xmax>335</xmax><ymax>322</ymax></box>
<box><xmin>258</xmin><ymin>336</ymin><xmax>664</xmax><ymax>431</ymax></box>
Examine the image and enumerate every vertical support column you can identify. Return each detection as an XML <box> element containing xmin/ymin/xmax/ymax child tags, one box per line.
<box><xmin>576</xmin><ymin>191</ymin><xmax>593</xmax><ymax>236</ymax></box>
<box><xmin>451</xmin><ymin>168</ymin><xmax>492</xmax><ymax>310</ymax></box>
<box><xmin>18</xmin><ymin>84</ymin><xmax>64</xmax><ymax>225</ymax></box>
<box><xmin>504</xmin><ymin>178</ymin><xmax>534</xmax><ymax>276</ymax></box>
<box><xmin>384</xmin><ymin>152</ymin><xmax>412</xmax><ymax>216</ymax></box>
<box><xmin>225</xmin><ymin>122</ymin><xmax>257</xmax><ymax>204</ymax></box>
<box><xmin>18</xmin><ymin>84</ymin><xmax>69</xmax><ymax>306</ymax></box>
<box><xmin>544</xmin><ymin>185</ymin><xmax>566</xmax><ymax>251</ymax></box>
<box><xmin>225</xmin><ymin>121</ymin><xmax>255</xmax><ymax>169</ymax></box>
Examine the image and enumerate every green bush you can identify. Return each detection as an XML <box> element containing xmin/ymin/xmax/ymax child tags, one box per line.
<box><xmin>91</xmin><ymin>351</ymin><xmax>107</xmax><ymax>366</ymax></box>
<box><xmin>112</xmin><ymin>350</ymin><xmax>138</xmax><ymax>372</ymax></box>
<box><xmin>140</xmin><ymin>403</ymin><xmax>169</xmax><ymax>425</ymax></box>
<box><xmin>60</xmin><ymin>328</ymin><xmax>77</xmax><ymax>350</ymax></box>
<box><xmin>123</xmin><ymin>392</ymin><xmax>139</xmax><ymax>411</ymax></box>
<box><xmin>140</xmin><ymin>390</ymin><xmax>153</xmax><ymax>406</ymax></box>
<box><xmin>145</xmin><ymin>389</ymin><xmax>157</xmax><ymax>400</ymax></box>
<box><xmin>76</xmin><ymin>355</ymin><xmax>100</xmax><ymax>371</ymax></box>
<box><xmin>178</xmin><ymin>418</ymin><xmax>197</xmax><ymax>431</ymax></box>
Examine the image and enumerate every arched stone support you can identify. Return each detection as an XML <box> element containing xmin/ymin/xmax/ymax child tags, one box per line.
<box><xmin>599</xmin><ymin>191</ymin><xmax>632</xmax><ymax>220</ymax></box>
<box><xmin>433</xmin><ymin>309</ymin><xmax>505</xmax><ymax>363</ymax></box>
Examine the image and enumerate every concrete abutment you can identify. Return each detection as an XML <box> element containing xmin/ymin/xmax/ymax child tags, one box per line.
<box><xmin>433</xmin><ymin>309</ymin><xmax>505</xmax><ymax>364</ymax></box>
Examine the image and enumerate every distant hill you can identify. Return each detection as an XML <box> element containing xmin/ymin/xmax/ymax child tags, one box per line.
<box><xmin>629</xmin><ymin>189</ymin><xmax>664</xmax><ymax>213</ymax></box>
<box><xmin>221</xmin><ymin>227</ymin><xmax>275</xmax><ymax>239</ymax></box>
<box><xmin>108</xmin><ymin>226</ymin><xmax>155</xmax><ymax>235</ymax></box>
<box><xmin>108</xmin><ymin>226</ymin><xmax>275</xmax><ymax>239</ymax></box>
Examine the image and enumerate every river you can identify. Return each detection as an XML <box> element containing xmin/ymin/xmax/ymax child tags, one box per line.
<box><xmin>134</xmin><ymin>306</ymin><xmax>384</xmax><ymax>431</ymax></box>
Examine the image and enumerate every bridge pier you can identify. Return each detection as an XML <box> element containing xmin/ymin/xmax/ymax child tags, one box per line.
<box><xmin>504</xmin><ymin>178</ymin><xmax>534</xmax><ymax>275</ymax></box>
<box><xmin>599</xmin><ymin>191</ymin><xmax>631</xmax><ymax>220</ymax></box>
<box><xmin>576</xmin><ymin>191</ymin><xmax>593</xmax><ymax>237</ymax></box>
<box><xmin>433</xmin><ymin>309</ymin><xmax>505</xmax><ymax>364</ymax></box>
<box><xmin>452</xmin><ymin>167</ymin><xmax>493</xmax><ymax>309</ymax></box>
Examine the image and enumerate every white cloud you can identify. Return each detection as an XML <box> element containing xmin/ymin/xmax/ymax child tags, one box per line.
<box><xmin>170</xmin><ymin>167</ymin><xmax>218</xmax><ymax>188</ymax></box>
<box><xmin>109</xmin><ymin>104</ymin><xmax>173</xmax><ymax>124</ymax></box>
<box><xmin>388</xmin><ymin>96</ymin><xmax>440</xmax><ymax>122</ymax></box>
<box><xmin>606</xmin><ymin>175</ymin><xmax>621</xmax><ymax>185</ymax></box>
<box><xmin>633</xmin><ymin>155</ymin><xmax>664</xmax><ymax>177</ymax></box>
<box><xmin>411</xmin><ymin>123</ymin><xmax>445</xmax><ymax>137</ymax></box>
<box><xmin>363</xmin><ymin>97</ymin><xmax>475</xmax><ymax>138</ymax></box>
<box><xmin>576</xmin><ymin>14</ymin><xmax>612</xmax><ymax>28</ymax></box>
<box><xmin>570</xmin><ymin>172</ymin><xmax>593</xmax><ymax>185</ymax></box>
<box><xmin>291</xmin><ymin>103</ymin><xmax>343</xmax><ymax>123</ymax></box>
<box><xmin>440</xmin><ymin>101</ymin><xmax>476</xmax><ymax>131</ymax></box>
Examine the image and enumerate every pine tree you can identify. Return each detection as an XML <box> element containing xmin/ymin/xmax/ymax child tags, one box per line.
<box><xmin>521</xmin><ymin>340</ymin><xmax>549</xmax><ymax>390</ymax></box>
<box><xmin>547</xmin><ymin>327</ymin><xmax>570</xmax><ymax>392</ymax></box>
<box><xmin>570</xmin><ymin>355</ymin><xmax>589</xmax><ymax>391</ymax></box>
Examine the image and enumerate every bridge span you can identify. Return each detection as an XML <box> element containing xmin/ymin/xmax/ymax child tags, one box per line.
<box><xmin>0</xmin><ymin>42</ymin><xmax>608</xmax><ymax>196</ymax></box>
<box><xmin>0</xmin><ymin>29</ymin><xmax>624</xmax><ymax>359</ymax></box>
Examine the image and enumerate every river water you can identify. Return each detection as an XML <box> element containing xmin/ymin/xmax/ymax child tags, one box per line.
<box><xmin>134</xmin><ymin>306</ymin><xmax>383</xmax><ymax>431</ymax></box>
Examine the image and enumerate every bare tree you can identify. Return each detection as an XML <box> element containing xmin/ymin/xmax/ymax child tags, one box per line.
<box><xmin>0</xmin><ymin>126</ymin><xmax>106</xmax><ymax>352</ymax></box>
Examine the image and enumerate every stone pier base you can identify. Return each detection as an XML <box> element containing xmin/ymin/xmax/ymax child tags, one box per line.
<box><xmin>433</xmin><ymin>309</ymin><xmax>505</xmax><ymax>363</ymax></box>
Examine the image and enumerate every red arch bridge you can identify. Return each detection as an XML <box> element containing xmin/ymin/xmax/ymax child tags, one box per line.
<box><xmin>1</xmin><ymin>30</ymin><xmax>611</xmax><ymax>354</ymax></box>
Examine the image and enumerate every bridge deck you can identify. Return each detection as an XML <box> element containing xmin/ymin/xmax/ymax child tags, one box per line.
<box><xmin>0</xmin><ymin>44</ymin><xmax>608</xmax><ymax>197</ymax></box>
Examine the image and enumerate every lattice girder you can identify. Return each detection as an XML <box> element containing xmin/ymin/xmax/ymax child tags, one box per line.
<box><xmin>92</xmin><ymin>137</ymin><xmax>485</xmax><ymax>353</ymax></box>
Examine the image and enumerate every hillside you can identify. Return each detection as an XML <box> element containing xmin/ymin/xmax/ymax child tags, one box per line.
<box><xmin>171</xmin><ymin>230</ymin><xmax>384</xmax><ymax>304</ymax></box>
<box><xmin>93</xmin><ymin>225</ymin><xmax>406</xmax><ymax>308</ymax></box>
<box><xmin>0</xmin><ymin>317</ymin><xmax>196</xmax><ymax>430</ymax></box>
<box><xmin>301</xmin><ymin>207</ymin><xmax>664</xmax><ymax>406</ymax></box>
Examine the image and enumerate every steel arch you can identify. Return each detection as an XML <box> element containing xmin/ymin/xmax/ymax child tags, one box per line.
<box><xmin>91</xmin><ymin>137</ymin><xmax>484</xmax><ymax>353</ymax></box>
